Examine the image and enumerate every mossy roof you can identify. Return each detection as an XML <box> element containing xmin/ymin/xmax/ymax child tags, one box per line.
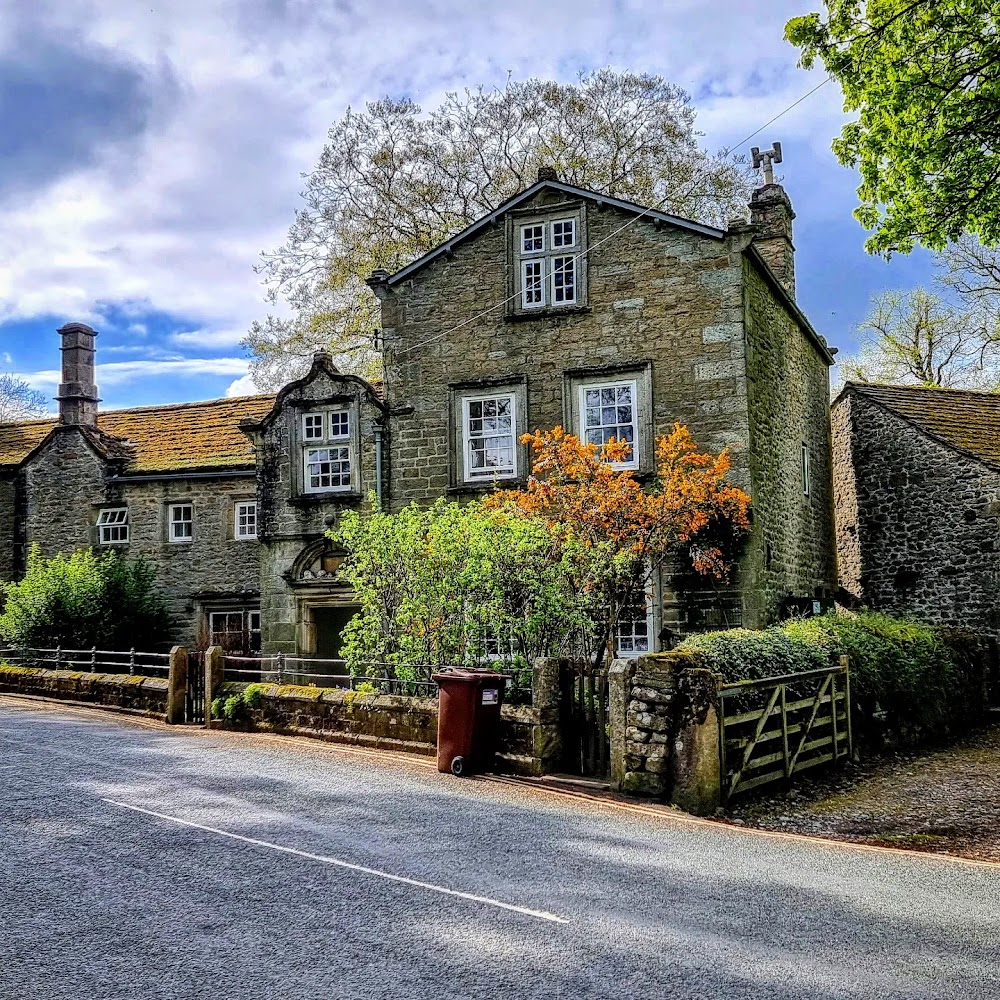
<box><xmin>848</xmin><ymin>382</ymin><xmax>1000</xmax><ymax>469</ymax></box>
<box><xmin>0</xmin><ymin>395</ymin><xmax>276</xmax><ymax>473</ymax></box>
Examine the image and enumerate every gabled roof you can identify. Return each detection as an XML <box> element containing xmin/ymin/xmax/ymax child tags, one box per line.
<box><xmin>386</xmin><ymin>179</ymin><xmax>726</xmax><ymax>286</ymax></box>
<box><xmin>0</xmin><ymin>394</ymin><xmax>276</xmax><ymax>474</ymax></box>
<box><xmin>839</xmin><ymin>382</ymin><xmax>1000</xmax><ymax>469</ymax></box>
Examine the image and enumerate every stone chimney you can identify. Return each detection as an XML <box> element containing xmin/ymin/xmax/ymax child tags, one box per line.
<box><xmin>536</xmin><ymin>165</ymin><xmax>559</xmax><ymax>183</ymax></box>
<box><xmin>748</xmin><ymin>142</ymin><xmax>795</xmax><ymax>297</ymax></box>
<box><xmin>56</xmin><ymin>322</ymin><xmax>100</xmax><ymax>426</ymax></box>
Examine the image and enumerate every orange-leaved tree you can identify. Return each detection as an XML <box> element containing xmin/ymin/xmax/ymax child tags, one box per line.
<box><xmin>486</xmin><ymin>424</ymin><xmax>751</xmax><ymax>667</ymax></box>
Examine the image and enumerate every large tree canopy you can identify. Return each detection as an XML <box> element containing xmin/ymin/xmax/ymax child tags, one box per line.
<box><xmin>786</xmin><ymin>1</ymin><xmax>1000</xmax><ymax>255</ymax></box>
<box><xmin>246</xmin><ymin>69</ymin><xmax>753</xmax><ymax>386</ymax></box>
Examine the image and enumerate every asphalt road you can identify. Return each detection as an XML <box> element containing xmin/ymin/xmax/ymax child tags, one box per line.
<box><xmin>2</xmin><ymin>697</ymin><xmax>999</xmax><ymax>1000</ymax></box>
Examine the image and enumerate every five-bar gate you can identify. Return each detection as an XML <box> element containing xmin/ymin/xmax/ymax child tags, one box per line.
<box><xmin>718</xmin><ymin>660</ymin><xmax>852</xmax><ymax>802</ymax></box>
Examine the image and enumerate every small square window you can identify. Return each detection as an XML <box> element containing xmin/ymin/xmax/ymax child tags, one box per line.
<box><xmin>551</xmin><ymin>218</ymin><xmax>575</xmax><ymax>248</ymax></box>
<box><xmin>303</xmin><ymin>413</ymin><xmax>325</xmax><ymax>440</ymax></box>
<box><xmin>97</xmin><ymin>507</ymin><xmax>129</xmax><ymax>545</ymax></box>
<box><xmin>521</xmin><ymin>224</ymin><xmax>544</xmax><ymax>254</ymax></box>
<box><xmin>168</xmin><ymin>503</ymin><xmax>193</xmax><ymax>542</ymax></box>
<box><xmin>235</xmin><ymin>501</ymin><xmax>257</xmax><ymax>540</ymax></box>
<box><xmin>329</xmin><ymin>411</ymin><xmax>350</xmax><ymax>439</ymax></box>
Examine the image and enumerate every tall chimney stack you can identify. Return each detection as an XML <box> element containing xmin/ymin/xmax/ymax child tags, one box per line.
<box><xmin>749</xmin><ymin>142</ymin><xmax>795</xmax><ymax>297</ymax></box>
<box><xmin>56</xmin><ymin>322</ymin><xmax>100</xmax><ymax>426</ymax></box>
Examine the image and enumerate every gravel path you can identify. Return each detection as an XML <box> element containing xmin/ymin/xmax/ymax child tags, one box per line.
<box><xmin>728</xmin><ymin>724</ymin><xmax>1000</xmax><ymax>862</ymax></box>
<box><xmin>3</xmin><ymin>696</ymin><xmax>1000</xmax><ymax>999</ymax></box>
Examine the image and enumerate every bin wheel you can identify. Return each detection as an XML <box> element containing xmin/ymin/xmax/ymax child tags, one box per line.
<box><xmin>450</xmin><ymin>756</ymin><xmax>465</xmax><ymax>776</ymax></box>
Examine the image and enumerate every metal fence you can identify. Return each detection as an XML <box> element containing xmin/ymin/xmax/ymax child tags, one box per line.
<box><xmin>0</xmin><ymin>646</ymin><xmax>171</xmax><ymax>677</ymax></box>
<box><xmin>220</xmin><ymin>653</ymin><xmax>532</xmax><ymax>702</ymax></box>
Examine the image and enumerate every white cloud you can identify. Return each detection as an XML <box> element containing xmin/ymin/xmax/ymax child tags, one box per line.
<box><xmin>171</xmin><ymin>328</ymin><xmax>247</xmax><ymax>349</ymax></box>
<box><xmin>23</xmin><ymin>356</ymin><xmax>249</xmax><ymax>391</ymax></box>
<box><xmin>0</xmin><ymin>0</ymin><xmax>850</xmax><ymax>348</ymax></box>
<box><xmin>226</xmin><ymin>373</ymin><xmax>258</xmax><ymax>397</ymax></box>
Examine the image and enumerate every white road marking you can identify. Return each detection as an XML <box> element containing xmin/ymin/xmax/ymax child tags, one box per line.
<box><xmin>102</xmin><ymin>798</ymin><xmax>570</xmax><ymax>924</ymax></box>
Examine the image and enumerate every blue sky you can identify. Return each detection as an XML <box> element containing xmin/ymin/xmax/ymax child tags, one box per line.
<box><xmin>0</xmin><ymin>0</ymin><xmax>935</xmax><ymax>411</ymax></box>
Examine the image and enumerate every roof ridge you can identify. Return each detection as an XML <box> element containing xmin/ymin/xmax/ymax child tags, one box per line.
<box><xmin>99</xmin><ymin>393</ymin><xmax>277</xmax><ymax>416</ymax></box>
<box><xmin>849</xmin><ymin>380</ymin><xmax>1000</xmax><ymax>399</ymax></box>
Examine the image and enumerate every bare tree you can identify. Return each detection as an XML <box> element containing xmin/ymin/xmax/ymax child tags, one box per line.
<box><xmin>0</xmin><ymin>374</ymin><xmax>48</xmax><ymax>423</ymax></box>
<box><xmin>839</xmin><ymin>288</ymin><xmax>1000</xmax><ymax>390</ymax></box>
<box><xmin>246</xmin><ymin>69</ymin><xmax>753</xmax><ymax>387</ymax></box>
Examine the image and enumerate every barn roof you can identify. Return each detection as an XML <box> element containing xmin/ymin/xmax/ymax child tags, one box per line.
<box><xmin>840</xmin><ymin>382</ymin><xmax>1000</xmax><ymax>469</ymax></box>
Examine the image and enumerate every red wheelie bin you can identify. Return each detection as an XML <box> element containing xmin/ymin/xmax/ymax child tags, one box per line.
<box><xmin>432</xmin><ymin>669</ymin><xmax>510</xmax><ymax>776</ymax></box>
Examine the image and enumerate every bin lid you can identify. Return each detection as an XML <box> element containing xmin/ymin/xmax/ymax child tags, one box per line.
<box><xmin>432</xmin><ymin>668</ymin><xmax>511</xmax><ymax>684</ymax></box>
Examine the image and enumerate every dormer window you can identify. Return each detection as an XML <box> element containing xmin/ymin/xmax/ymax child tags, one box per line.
<box><xmin>514</xmin><ymin>212</ymin><xmax>584</xmax><ymax>312</ymax></box>
<box><xmin>301</xmin><ymin>408</ymin><xmax>354</xmax><ymax>494</ymax></box>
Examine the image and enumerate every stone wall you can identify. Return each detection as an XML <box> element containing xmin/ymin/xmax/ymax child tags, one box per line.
<box><xmin>610</xmin><ymin>652</ymin><xmax>722</xmax><ymax>814</ymax></box>
<box><xmin>833</xmin><ymin>392</ymin><xmax>1000</xmax><ymax>633</ymax></box>
<box><xmin>0</xmin><ymin>664</ymin><xmax>169</xmax><ymax>717</ymax></box>
<box><xmin>742</xmin><ymin>255</ymin><xmax>839</xmax><ymax>624</ymax></box>
<box><xmin>0</xmin><ymin>474</ymin><xmax>16</xmax><ymax>581</ymax></box>
<box><xmin>111</xmin><ymin>474</ymin><xmax>260</xmax><ymax>646</ymax></box>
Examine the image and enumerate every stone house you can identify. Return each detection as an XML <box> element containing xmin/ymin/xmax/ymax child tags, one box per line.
<box><xmin>832</xmin><ymin>382</ymin><xmax>1000</xmax><ymax>634</ymax></box>
<box><xmin>0</xmin><ymin>324</ymin><xmax>273</xmax><ymax>651</ymax></box>
<box><xmin>0</xmin><ymin>168</ymin><xmax>839</xmax><ymax>657</ymax></box>
<box><xmin>367</xmin><ymin>169</ymin><xmax>839</xmax><ymax>642</ymax></box>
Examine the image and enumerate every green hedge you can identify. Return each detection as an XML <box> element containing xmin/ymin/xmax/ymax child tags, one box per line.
<box><xmin>678</xmin><ymin>612</ymin><xmax>990</xmax><ymax>746</ymax></box>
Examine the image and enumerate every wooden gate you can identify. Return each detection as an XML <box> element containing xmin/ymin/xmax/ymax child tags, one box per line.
<box><xmin>185</xmin><ymin>650</ymin><xmax>205</xmax><ymax>724</ymax></box>
<box><xmin>718</xmin><ymin>660</ymin><xmax>852</xmax><ymax>802</ymax></box>
<box><xmin>560</xmin><ymin>660</ymin><xmax>610</xmax><ymax>778</ymax></box>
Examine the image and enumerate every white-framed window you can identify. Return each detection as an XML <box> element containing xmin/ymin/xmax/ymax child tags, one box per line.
<box><xmin>168</xmin><ymin>503</ymin><xmax>193</xmax><ymax>543</ymax></box>
<box><xmin>97</xmin><ymin>507</ymin><xmax>129</xmax><ymax>545</ymax></box>
<box><xmin>801</xmin><ymin>443</ymin><xmax>811</xmax><ymax>497</ymax></box>
<box><xmin>235</xmin><ymin>501</ymin><xmax>258</xmax><ymax>541</ymax></box>
<box><xmin>462</xmin><ymin>393</ymin><xmax>517</xmax><ymax>482</ymax></box>
<box><xmin>518</xmin><ymin>216</ymin><xmax>580</xmax><ymax>309</ymax></box>
<box><xmin>302</xmin><ymin>408</ymin><xmax>353</xmax><ymax>493</ymax></box>
<box><xmin>616</xmin><ymin>586</ymin><xmax>655</xmax><ymax>656</ymax></box>
<box><xmin>580</xmin><ymin>380</ymin><xmax>639</xmax><ymax>469</ymax></box>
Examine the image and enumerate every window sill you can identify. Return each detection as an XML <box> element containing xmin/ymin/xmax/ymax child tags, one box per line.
<box><xmin>447</xmin><ymin>479</ymin><xmax>527</xmax><ymax>496</ymax></box>
<box><xmin>289</xmin><ymin>491</ymin><xmax>365</xmax><ymax>507</ymax></box>
<box><xmin>504</xmin><ymin>305</ymin><xmax>591</xmax><ymax>323</ymax></box>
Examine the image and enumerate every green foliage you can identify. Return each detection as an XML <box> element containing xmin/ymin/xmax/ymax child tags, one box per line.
<box><xmin>679</xmin><ymin>626</ymin><xmax>829</xmax><ymax>682</ymax></box>
<box><xmin>213</xmin><ymin>683</ymin><xmax>266</xmax><ymax>726</ymax></box>
<box><xmin>786</xmin><ymin>1</ymin><xmax>1000</xmax><ymax>254</ymax></box>
<box><xmin>679</xmin><ymin>611</ymin><xmax>987</xmax><ymax>744</ymax></box>
<box><xmin>332</xmin><ymin>497</ymin><xmax>589</xmax><ymax>680</ymax></box>
<box><xmin>0</xmin><ymin>546</ymin><xmax>169</xmax><ymax>650</ymax></box>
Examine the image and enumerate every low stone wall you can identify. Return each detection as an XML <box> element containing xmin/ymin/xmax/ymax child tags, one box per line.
<box><xmin>610</xmin><ymin>652</ymin><xmax>722</xmax><ymax>815</ymax></box>
<box><xmin>0</xmin><ymin>664</ymin><xmax>169</xmax><ymax>718</ymax></box>
<box><xmin>214</xmin><ymin>661</ymin><xmax>563</xmax><ymax>776</ymax></box>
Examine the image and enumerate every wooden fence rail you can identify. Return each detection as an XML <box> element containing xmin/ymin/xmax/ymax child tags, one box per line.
<box><xmin>718</xmin><ymin>659</ymin><xmax>852</xmax><ymax>802</ymax></box>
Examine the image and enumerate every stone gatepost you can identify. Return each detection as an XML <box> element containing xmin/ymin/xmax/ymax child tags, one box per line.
<box><xmin>204</xmin><ymin>645</ymin><xmax>225</xmax><ymax>729</ymax></box>
<box><xmin>531</xmin><ymin>658</ymin><xmax>564</xmax><ymax>773</ymax></box>
<box><xmin>165</xmin><ymin>646</ymin><xmax>188</xmax><ymax>724</ymax></box>
<box><xmin>609</xmin><ymin>652</ymin><xmax>722</xmax><ymax>815</ymax></box>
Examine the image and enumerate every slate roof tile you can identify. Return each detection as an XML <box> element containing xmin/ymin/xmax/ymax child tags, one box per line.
<box><xmin>0</xmin><ymin>395</ymin><xmax>276</xmax><ymax>473</ymax></box>
<box><xmin>849</xmin><ymin>382</ymin><xmax>1000</xmax><ymax>469</ymax></box>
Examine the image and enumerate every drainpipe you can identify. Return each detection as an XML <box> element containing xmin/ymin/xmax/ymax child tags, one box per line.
<box><xmin>371</xmin><ymin>419</ymin><xmax>384</xmax><ymax>507</ymax></box>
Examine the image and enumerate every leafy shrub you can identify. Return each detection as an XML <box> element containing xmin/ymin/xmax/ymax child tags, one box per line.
<box><xmin>212</xmin><ymin>683</ymin><xmax>266</xmax><ymax>726</ymax></box>
<box><xmin>0</xmin><ymin>546</ymin><xmax>169</xmax><ymax>651</ymax></box>
<box><xmin>678</xmin><ymin>611</ymin><xmax>989</xmax><ymax>747</ymax></box>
